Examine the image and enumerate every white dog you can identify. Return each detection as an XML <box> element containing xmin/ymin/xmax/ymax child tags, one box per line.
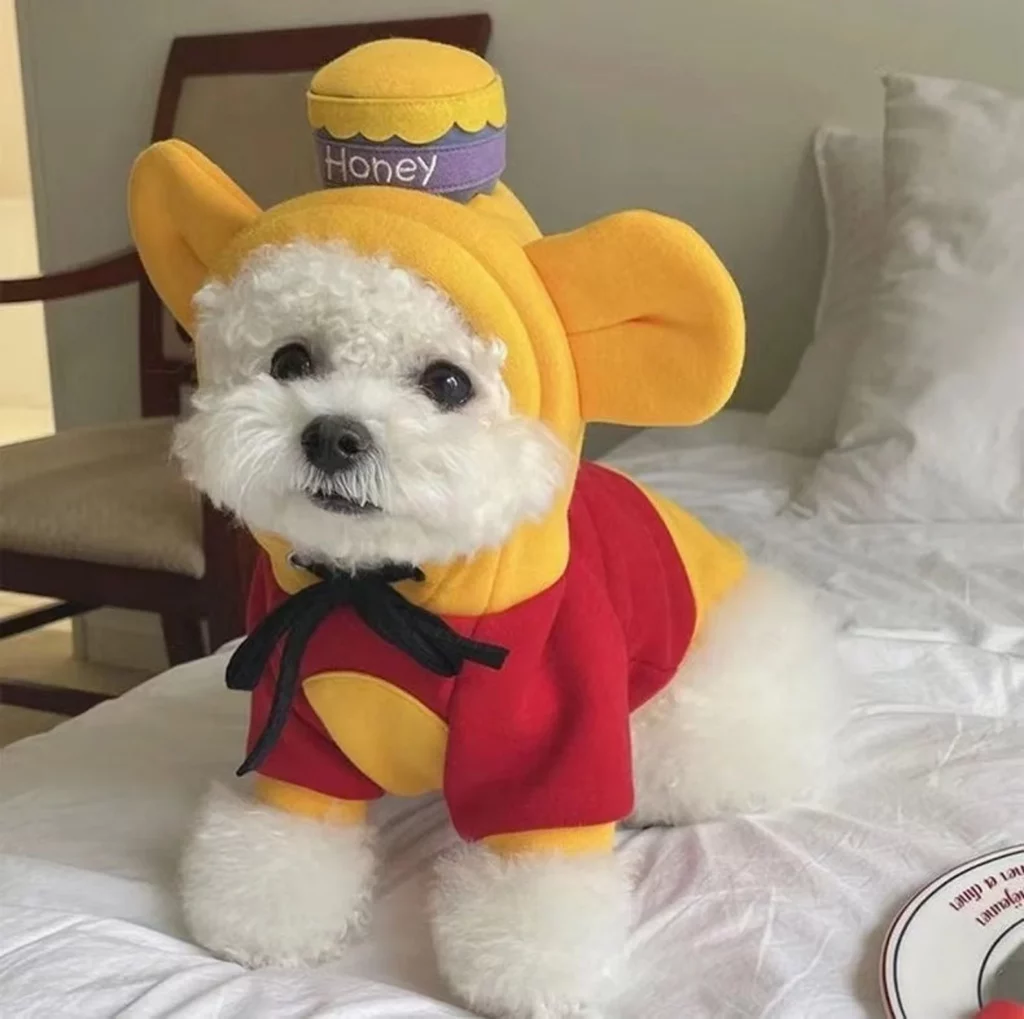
<box><xmin>129</xmin><ymin>137</ymin><xmax>837</xmax><ymax>1019</ymax></box>
<box><xmin>173</xmin><ymin>240</ymin><xmax>837</xmax><ymax>1018</ymax></box>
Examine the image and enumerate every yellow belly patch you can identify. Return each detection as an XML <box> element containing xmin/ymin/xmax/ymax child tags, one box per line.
<box><xmin>303</xmin><ymin>671</ymin><xmax>448</xmax><ymax>796</ymax></box>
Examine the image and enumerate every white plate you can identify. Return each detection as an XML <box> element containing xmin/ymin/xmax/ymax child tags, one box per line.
<box><xmin>882</xmin><ymin>845</ymin><xmax>1024</xmax><ymax>1018</ymax></box>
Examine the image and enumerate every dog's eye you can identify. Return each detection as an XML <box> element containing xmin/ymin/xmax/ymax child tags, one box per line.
<box><xmin>418</xmin><ymin>361</ymin><xmax>474</xmax><ymax>410</ymax></box>
<box><xmin>270</xmin><ymin>342</ymin><xmax>314</xmax><ymax>381</ymax></box>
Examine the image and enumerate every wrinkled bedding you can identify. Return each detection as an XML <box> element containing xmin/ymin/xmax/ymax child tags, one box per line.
<box><xmin>1</xmin><ymin>414</ymin><xmax>1021</xmax><ymax>1017</ymax></box>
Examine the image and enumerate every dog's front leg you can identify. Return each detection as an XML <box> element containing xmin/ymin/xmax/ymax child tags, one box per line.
<box><xmin>431</xmin><ymin>824</ymin><xmax>631</xmax><ymax>1019</ymax></box>
<box><xmin>180</xmin><ymin>777</ymin><xmax>375</xmax><ymax>968</ymax></box>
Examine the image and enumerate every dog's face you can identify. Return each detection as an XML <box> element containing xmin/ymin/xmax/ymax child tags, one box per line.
<box><xmin>174</xmin><ymin>240</ymin><xmax>569</xmax><ymax>568</ymax></box>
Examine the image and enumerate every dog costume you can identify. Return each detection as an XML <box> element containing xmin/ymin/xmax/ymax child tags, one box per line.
<box><xmin>126</xmin><ymin>38</ymin><xmax>826</xmax><ymax>1018</ymax></box>
<box><xmin>239</xmin><ymin>458</ymin><xmax>744</xmax><ymax>848</ymax></box>
<box><xmin>130</xmin><ymin>40</ymin><xmax>746</xmax><ymax>855</ymax></box>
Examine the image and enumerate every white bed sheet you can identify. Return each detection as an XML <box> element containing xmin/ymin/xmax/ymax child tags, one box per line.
<box><xmin>2</xmin><ymin>413</ymin><xmax>1022</xmax><ymax>1019</ymax></box>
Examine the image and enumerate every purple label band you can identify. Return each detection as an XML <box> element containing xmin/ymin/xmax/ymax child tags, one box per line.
<box><xmin>315</xmin><ymin>128</ymin><xmax>506</xmax><ymax>198</ymax></box>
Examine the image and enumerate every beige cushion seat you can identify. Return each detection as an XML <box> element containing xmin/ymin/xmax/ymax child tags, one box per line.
<box><xmin>0</xmin><ymin>417</ymin><xmax>202</xmax><ymax>577</ymax></box>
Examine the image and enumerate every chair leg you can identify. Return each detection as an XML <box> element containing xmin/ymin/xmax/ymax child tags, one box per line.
<box><xmin>0</xmin><ymin>679</ymin><xmax>113</xmax><ymax>716</ymax></box>
<box><xmin>200</xmin><ymin>500</ymin><xmax>254</xmax><ymax>654</ymax></box>
<box><xmin>161</xmin><ymin>614</ymin><xmax>206</xmax><ymax>666</ymax></box>
<box><xmin>206</xmin><ymin>604</ymin><xmax>244</xmax><ymax>656</ymax></box>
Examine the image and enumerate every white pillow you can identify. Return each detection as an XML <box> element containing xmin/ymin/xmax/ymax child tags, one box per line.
<box><xmin>798</xmin><ymin>73</ymin><xmax>1024</xmax><ymax>521</ymax></box>
<box><xmin>764</xmin><ymin>127</ymin><xmax>883</xmax><ymax>455</ymax></box>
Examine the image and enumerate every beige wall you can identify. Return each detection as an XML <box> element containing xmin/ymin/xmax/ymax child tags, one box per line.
<box><xmin>16</xmin><ymin>0</ymin><xmax>1024</xmax><ymax>429</ymax></box>
<box><xmin>0</xmin><ymin>0</ymin><xmax>30</xmax><ymax>199</ymax></box>
<box><xmin>0</xmin><ymin>197</ymin><xmax>49</xmax><ymax>413</ymax></box>
<box><xmin>0</xmin><ymin>0</ymin><xmax>49</xmax><ymax>417</ymax></box>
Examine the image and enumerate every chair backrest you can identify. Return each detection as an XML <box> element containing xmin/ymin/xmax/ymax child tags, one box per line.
<box><xmin>138</xmin><ymin>14</ymin><xmax>491</xmax><ymax>418</ymax></box>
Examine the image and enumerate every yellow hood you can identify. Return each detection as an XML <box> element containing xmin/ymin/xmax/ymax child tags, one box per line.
<box><xmin>129</xmin><ymin>139</ymin><xmax>744</xmax><ymax>612</ymax></box>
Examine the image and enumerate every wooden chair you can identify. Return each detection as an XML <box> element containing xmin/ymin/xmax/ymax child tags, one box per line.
<box><xmin>0</xmin><ymin>14</ymin><xmax>491</xmax><ymax>716</ymax></box>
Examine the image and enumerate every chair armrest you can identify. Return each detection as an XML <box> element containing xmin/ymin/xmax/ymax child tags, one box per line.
<box><xmin>0</xmin><ymin>249</ymin><xmax>142</xmax><ymax>304</ymax></box>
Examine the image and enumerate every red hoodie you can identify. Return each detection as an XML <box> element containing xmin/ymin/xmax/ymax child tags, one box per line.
<box><xmin>244</xmin><ymin>462</ymin><xmax>697</xmax><ymax>840</ymax></box>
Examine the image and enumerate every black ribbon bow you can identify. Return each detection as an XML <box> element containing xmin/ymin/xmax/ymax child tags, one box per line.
<box><xmin>226</xmin><ymin>560</ymin><xmax>509</xmax><ymax>777</ymax></box>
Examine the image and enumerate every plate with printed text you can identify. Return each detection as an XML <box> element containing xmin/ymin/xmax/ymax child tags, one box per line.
<box><xmin>882</xmin><ymin>845</ymin><xmax>1024</xmax><ymax>1017</ymax></box>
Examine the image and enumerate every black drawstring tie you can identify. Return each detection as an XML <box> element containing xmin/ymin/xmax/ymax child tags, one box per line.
<box><xmin>226</xmin><ymin>560</ymin><xmax>508</xmax><ymax>776</ymax></box>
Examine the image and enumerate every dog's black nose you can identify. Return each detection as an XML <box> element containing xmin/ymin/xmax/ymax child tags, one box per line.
<box><xmin>301</xmin><ymin>415</ymin><xmax>373</xmax><ymax>473</ymax></box>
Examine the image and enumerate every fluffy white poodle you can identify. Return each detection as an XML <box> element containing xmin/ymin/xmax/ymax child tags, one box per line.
<box><xmin>173</xmin><ymin>239</ymin><xmax>838</xmax><ymax>1019</ymax></box>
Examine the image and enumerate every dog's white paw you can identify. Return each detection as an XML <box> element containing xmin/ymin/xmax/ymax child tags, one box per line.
<box><xmin>631</xmin><ymin>564</ymin><xmax>841</xmax><ymax>825</ymax></box>
<box><xmin>180</xmin><ymin>784</ymin><xmax>375</xmax><ymax>968</ymax></box>
<box><xmin>431</xmin><ymin>845</ymin><xmax>631</xmax><ymax>1019</ymax></box>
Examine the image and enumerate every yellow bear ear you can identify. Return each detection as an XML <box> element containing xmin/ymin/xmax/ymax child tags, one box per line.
<box><xmin>526</xmin><ymin>211</ymin><xmax>744</xmax><ymax>427</ymax></box>
<box><xmin>128</xmin><ymin>140</ymin><xmax>260</xmax><ymax>334</ymax></box>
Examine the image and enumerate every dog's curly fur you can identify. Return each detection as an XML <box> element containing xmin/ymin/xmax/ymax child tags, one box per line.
<box><xmin>174</xmin><ymin>241</ymin><xmax>568</xmax><ymax>570</ymax></box>
<box><xmin>176</xmin><ymin>241</ymin><xmax>838</xmax><ymax>1019</ymax></box>
<box><xmin>432</xmin><ymin>845</ymin><xmax>633</xmax><ymax>1019</ymax></box>
<box><xmin>181</xmin><ymin>784</ymin><xmax>375</xmax><ymax>969</ymax></box>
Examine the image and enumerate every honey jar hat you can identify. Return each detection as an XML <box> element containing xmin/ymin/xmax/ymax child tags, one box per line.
<box><xmin>308</xmin><ymin>38</ymin><xmax>539</xmax><ymax>242</ymax></box>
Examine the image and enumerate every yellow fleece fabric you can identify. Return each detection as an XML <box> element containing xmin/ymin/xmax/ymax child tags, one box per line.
<box><xmin>307</xmin><ymin>38</ymin><xmax>507</xmax><ymax>143</ymax></box>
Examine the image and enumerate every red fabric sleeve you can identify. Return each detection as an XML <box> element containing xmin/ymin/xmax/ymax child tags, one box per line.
<box><xmin>442</xmin><ymin>562</ymin><xmax>635</xmax><ymax>841</ymax></box>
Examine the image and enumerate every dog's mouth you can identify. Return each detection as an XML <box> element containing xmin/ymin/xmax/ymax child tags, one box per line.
<box><xmin>305</xmin><ymin>488</ymin><xmax>382</xmax><ymax>516</ymax></box>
